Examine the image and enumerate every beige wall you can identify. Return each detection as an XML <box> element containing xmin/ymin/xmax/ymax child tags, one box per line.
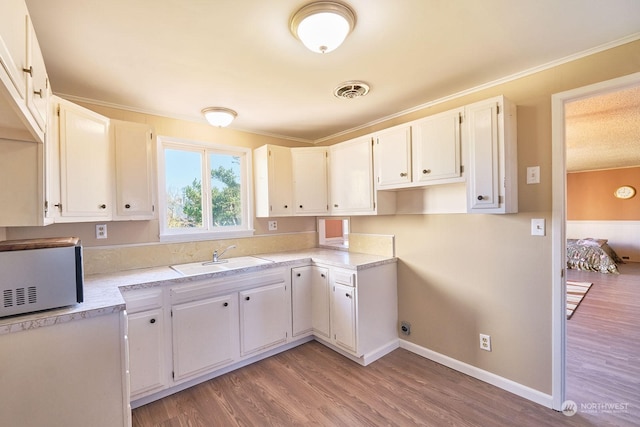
<box><xmin>5</xmin><ymin>39</ymin><xmax>640</xmax><ymax>395</ymax></box>
<box><xmin>337</xmin><ymin>40</ymin><xmax>640</xmax><ymax>394</ymax></box>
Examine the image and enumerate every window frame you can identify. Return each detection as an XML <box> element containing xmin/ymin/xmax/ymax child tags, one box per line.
<box><xmin>157</xmin><ymin>135</ymin><xmax>254</xmax><ymax>242</ymax></box>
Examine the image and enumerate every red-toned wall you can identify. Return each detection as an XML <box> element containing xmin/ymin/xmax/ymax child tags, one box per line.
<box><xmin>567</xmin><ymin>167</ymin><xmax>640</xmax><ymax>220</ymax></box>
<box><xmin>324</xmin><ymin>219</ymin><xmax>344</xmax><ymax>238</ymax></box>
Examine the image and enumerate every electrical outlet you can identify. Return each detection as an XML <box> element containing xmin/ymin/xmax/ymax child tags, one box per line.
<box><xmin>400</xmin><ymin>321</ymin><xmax>411</xmax><ymax>335</ymax></box>
<box><xmin>268</xmin><ymin>220</ymin><xmax>277</xmax><ymax>231</ymax></box>
<box><xmin>480</xmin><ymin>334</ymin><xmax>491</xmax><ymax>351</ymax></box>
<box><xmin>96</xmin><ymin>224</ymin><xmax>108</xmax><ymax>239</ymax></box>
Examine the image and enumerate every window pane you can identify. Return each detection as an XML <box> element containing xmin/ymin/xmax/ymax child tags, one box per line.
<box><xmin>165</xmin><ymin>149</ymin><xmax>203</xmax><ymax>229</ymax></box>
<box><xmin>209</xmin><ymin>153</ymin><xmax>242</xmax><ymax>227</ymax></box>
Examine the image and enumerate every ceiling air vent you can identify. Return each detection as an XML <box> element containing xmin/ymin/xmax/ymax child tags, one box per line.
<box><xmin>334</xmin><ymin>81</ymin><xmax>370</xmax><ymax>99</ymax></box>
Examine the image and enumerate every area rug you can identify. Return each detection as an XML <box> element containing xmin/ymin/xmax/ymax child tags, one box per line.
<box><xmin>566</xmin><ymin>281</ymin><xmax>593</xmax><ymax>319</ymax></box>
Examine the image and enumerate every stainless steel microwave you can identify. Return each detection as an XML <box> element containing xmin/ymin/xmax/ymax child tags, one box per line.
<box><xmin>0</xmin><ymin>237</ymin><xmax>83</xmax><ymax>318</ymax></box>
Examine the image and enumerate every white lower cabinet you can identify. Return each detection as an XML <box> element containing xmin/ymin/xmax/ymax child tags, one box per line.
<box><xmin>331</xmin><ymin>280</ymin><xmax>357</xmax><ymax>353</ymax></box>
<box><xmin>291</xmin><ymin>265</ymin><xmax>329</xmax><ymax>339</ymax></box>
<box><xmin>172</xmin><ymin>293</ymin><xmax>239</xmax><ymax>381</ymax></box>
<box><xmin>124</xmin><ymin>261</ymin><xmax>397</xmax><ymax>406</ymax></box>
<box><xmin>240</xmin><ymin>281</ymin><xmax>289</xmax><ymax>356</ymax></box>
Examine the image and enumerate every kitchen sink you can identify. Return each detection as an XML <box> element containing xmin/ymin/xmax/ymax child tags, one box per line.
<box><xmin>170</xmin><ymin>256</ymin><xmax>273</xmax><ymax>276</ymax></box>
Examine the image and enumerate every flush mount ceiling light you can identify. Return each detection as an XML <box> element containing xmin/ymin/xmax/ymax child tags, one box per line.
<box><xmin>201</xmin><ymin>107</ymin><xmax>237</xmax><ymax>127</ymax></box>
<box><xmin>290</xmin><ymin>1</ymin><xmax>356</xmax><ymax>54</ymax></box>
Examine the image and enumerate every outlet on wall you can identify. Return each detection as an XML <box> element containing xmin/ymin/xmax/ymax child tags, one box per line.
<box><xmin>96</xmin><ymin>224</ymin><xmax>108</xmax><ymax>239</ymax></box>
<box><xmin>268</xmin><ymin>220</ymin><xmax>277</xmax><ymax>231</ymax></box>
<box><xmin>479</xmin><ymin>333</ymin><xmax>491</xmax><ymax>352</ymax></box>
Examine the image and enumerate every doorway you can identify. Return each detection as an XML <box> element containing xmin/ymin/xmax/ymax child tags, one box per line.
<box><xmin>551</xmin><ymin>71</ymin><xmax>640</xmax><ymax>410</ymax></box>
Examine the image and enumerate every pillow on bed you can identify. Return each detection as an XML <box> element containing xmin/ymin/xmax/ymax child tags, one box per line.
<box><xmin>576</xmin><ymin>238</ymin><xmax>608</xmax><ymax>247</ymax></box>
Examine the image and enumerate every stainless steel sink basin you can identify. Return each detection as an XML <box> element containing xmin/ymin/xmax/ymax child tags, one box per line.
<box><xmin>171</xmin><ymin>256</ymin><xmax>273</xmax><ymax>276</ymax></box>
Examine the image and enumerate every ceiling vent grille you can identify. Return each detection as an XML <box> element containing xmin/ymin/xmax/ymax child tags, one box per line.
<box><xmin>334</xmin><ymin>81</ymin><xmax>370</xmax><ymax>99</ymax></box>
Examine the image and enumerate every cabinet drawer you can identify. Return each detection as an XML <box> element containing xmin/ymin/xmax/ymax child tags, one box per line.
<box><xmin>332</xmin><ymin>269</ymin><xmax>355</xmax><ymax>286</ymax></box>
<box><xmin>122</xmin><ymin>288</ymin><xmax>164</xmax><ymax>314</ymax></box>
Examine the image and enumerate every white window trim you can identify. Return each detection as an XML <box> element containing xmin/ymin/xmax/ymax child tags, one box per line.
<box><xmin>157</xmin><ymin>135</ymin><xmax>254</xmax><ymax>242</ymax></box>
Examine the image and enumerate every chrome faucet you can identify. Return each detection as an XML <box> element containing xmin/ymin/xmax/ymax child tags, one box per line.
<box><xmin>213</xmin><ymin>245</ymin><xmax>236</xmax><ymax>263</ymax></box>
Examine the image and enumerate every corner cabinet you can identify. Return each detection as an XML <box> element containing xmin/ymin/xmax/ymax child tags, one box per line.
<box><xmin>291</xmin><ymin>147</ymin><xmax>329</xmax><ymax>215</ymax></box>
<box><xmin>465</xmin><ymin>95</ymin><xmax>518</xmax><ymax>214</ymax></box>
<box><xmin>112</xmin><ymin>120</ymin><xmax>156</xmax><ymax>220</ymax></box>
<box><xmin>56</xmin><ymin>97</ymin><xmax>112</xmax><ymax>221</ymax></box>
<box><xmin>291</xmin><ymin>265</ymin><xmax>330</xmax><ymax>339</ymax></box>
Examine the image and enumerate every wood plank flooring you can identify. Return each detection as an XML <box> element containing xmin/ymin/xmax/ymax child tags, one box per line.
<box><xmin>566</xmin><ymin>261</ymin><xmax>640</xmax><ymax>426</ymax></box>
<box><xmin>132</xmin><ymin>264</ymin><xmax>640</xmax><ymax>427</ymax></box>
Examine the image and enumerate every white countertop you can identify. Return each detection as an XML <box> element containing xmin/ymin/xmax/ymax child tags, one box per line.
<box><xmin>0</xmin><ymin>249</ymin><xmax>395</xmax><ymax>335</ymax></box>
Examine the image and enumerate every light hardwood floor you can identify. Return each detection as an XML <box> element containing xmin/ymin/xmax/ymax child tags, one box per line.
<box><xmin>566</xmin><ymin>261</ymin><xmax>640</xmax><ymax>427</ymax></box>
<box><xmin>132</xmin><ymin>265</ymin><xmax>639</xmax><ymax>427</ymax></box>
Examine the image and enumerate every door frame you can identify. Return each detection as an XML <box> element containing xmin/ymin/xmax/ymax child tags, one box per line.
<box><xmin>550</xmin><ymin>71</ymin><xmax>640</xmax><ymax>410</ymax></box>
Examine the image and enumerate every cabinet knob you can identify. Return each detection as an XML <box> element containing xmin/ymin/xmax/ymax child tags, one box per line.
<box><xmin>321</xmin><ymin>274</ymin><xmax>326</xmax><ymax>278</ymax></box>
<box><xmin>33</xmin><ymin>89</ymin><xmax>43</xmax><ymax>98</ymax></box>
<box><xmin>99</xmin><ymin>204</ymin><xmax>107</xmax><ymax>209</ymax></box>
<box><xmin>400</xmin><ymin>172</ymin><xmax>408</xmax><ymax>177</ymax></box>
<box><xmin>477</xmin><ymin>195</ymin><xmax>484</xmax><ymax>201</ymax></box>
<box><xmin>125</xmin><ymin>204</ymin><xmax>131</xmax><ymax>209</ymax></box>
<box><xmin>223</xmin><ymin>302</ymin><xmax>228</xmax><ymax>307</ymax></box>
<box><xmin>345</xmin><ymin>293</ymin><xmax>351</xmax><ymax>298</ymax></box>
<box><xmin>284</xmin><ymin>205</ymin><xmax>288</xmax><ymax>208</ymax></box>
<box><xmin>334</xmin><ymin>204</ymin><xmax>339</xmax><ymax>208</ymax></box>
<box><xmin>296</xmin><ymin>273</ymin><xmax>301</xmax><ymax>277</ymax></box>
<box><xmin>23</xmin><ymin>66</ymin><xmax>33</xmax><ymax>76</ymax></box>
<box><xmin>423</xmin><ymin>169</ymin><xmax>431</xmax><ymax>174</ymax></box>
<box><xmin>299</xmin><ymin>205</ymin><xmax>303</xmax><ymax>209</ymax></box>
<box><xmin>149</xmin><ymin>318</ymin><xmax>156</xmax><ymax>324</ymax></box>
<box><xmin>245</xmin><ymin>296</ymin><xmax>250</xmax><ymax>301</ymax></box>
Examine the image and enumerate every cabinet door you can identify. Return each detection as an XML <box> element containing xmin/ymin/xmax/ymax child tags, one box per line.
<box><xmin>58</xmin><ymin>99</ymin><xmax>112</xmax><ymax>220</ymax></box>
<box><xmin>172</xmin><ymin>294</ymin><xmax>238</xmax><ymax>381</ymax></box>
<box><xmin>113</xmin><ymin>120</ymin><xmax>156</xmax><ymax>220</ymax></box>
<box><xmin>375</xmin><ymin>125</ymin><xmax>412</xmax><ymax>188</ymax></box>
<box><xmin>128</xmin><ymin>308</ymin><xmax>166</xmax><ymax>397</ymax></box>
<box><xmin>311</xmin><ymin>266</ymin><xmax>330</xmax><ymax>339</ymax></box>
<box><xmin>254</xmin><ymin>145</ymin><xmax>293</xmax><ymax>217</ymax></box>
<box><xmin>329</xmin><ymin>136</ymin><xmax>374</xmax><ymax>214</ymax></box>
<box><xmin>331</xmin><ymin>282</ymin><xmax>357</xmax><ymax>353</ymax></box>
<box><xmin>0</xmin><ymin>0</ymin><xmax>28</xmax><ymax>98</ymax></box>
<box><xmin>25</xmin><ymin>17</ymin><xmax>48</xmax><ymax>133</ymax></box>
<box><xmin>291</xmin><ymin>266</ymin><xmax>312</xmax><ymax>337</ymax></box>
<box><xmin>240</xmin><ymin>282</ymin><xmax>288</xmax><ymax>356</ymax></box>
<box><xmin>466</xmin><ymin>98</ymin><xmax>500</xmax><ymax>210</ymax></box>
<box><xmin>292</xmin><ymin>147</ymin><xmax>328</xmax><ymax>215</ymax></box>
<box><xmin>412</xmin><ymin>108</ymin><xmax>462</xmax><ymax>183</ymax></box>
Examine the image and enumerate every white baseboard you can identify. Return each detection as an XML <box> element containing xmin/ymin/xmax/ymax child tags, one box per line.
<box><xmin>399</xmin><ymin>339</ymin><xmax>554</xmax><ymax>409</ymax></box>
<box><xmin>314</xmin><ymin>337</ymin><xmax>399</xmax><ymax>366</ymax></box>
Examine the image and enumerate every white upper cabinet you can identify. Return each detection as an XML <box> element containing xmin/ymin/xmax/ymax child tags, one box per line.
<box><xmin>0</xmin><ymin>0</ymin><xmax>48</xmax><ymax>142</ymax></box>
<box><xmin>412</xmin><ymin>108</ymin><xmax>463</xmax><ymax>184</ymax></box>
<box><xmin>24</xmin><ymin>17</ymin><xmax>48</xmax><ymax>134</ymax></box>
<box><xmin>57</xmin><ymin>97</ymin><xmax>112</xmax><ymax>221</ymax></box>
<box><xmin>374</xmin><ymin>125</ymin><xmax>412</xmax><ymax>188</ymax></box>
<box><xmin>112</xmin><ymin>120</ymin><xmax>156</xmax><ymax>220</ymax></box>
<box><xmin>254</xmin><ymin>144</ymin><xmax>293</xmax><ymax>217</ymax></box>
<box><xmin>375</xmin><ymin>109</ymin><xmax>463</xmax><ymax>191</ymax></box>
<box><xmin>329</xmin><ymin>135</ymin><xmax>376</xmax><ymax>215</ymax></box>
<box><xmin>292</xmin><ymin>147</ymin><xmax>328</xmax><ymax>215</ymax></box>
<box><xmin>465</xmin><ymin>95</ymin><xmax>518</xmax><ymax>214</ymax></box>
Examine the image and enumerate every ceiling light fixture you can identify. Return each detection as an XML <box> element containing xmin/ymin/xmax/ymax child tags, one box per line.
<box><xmin>290</xmin><ymin>1</ymin><xmax>356</xmax><ymax>54</ymax></box>
<box><xmin>202</xmin><ymin>107</ymin><xmax>237</xmax><ymax>127</ymax></box>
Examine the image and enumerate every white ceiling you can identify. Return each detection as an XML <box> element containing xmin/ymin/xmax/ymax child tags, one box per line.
<box><xmin>566</xmin><ymin>85</ymin><xmax>640</xmax><ymax>172</ymax></box>
<box><xmin>24</xmin><ymin>0</ymin><xmax>640</xmax><ymax>149</ymax></box>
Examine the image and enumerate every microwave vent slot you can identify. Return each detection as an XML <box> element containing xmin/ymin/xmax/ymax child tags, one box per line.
<box><xmin>3</xmin><ymin>286</ymin><xmax>37</xmax><ymax>308</ymax></box>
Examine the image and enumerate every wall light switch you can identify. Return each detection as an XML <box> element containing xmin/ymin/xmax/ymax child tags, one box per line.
<box><xmin>526</xmin><ymin>166</ymin><xmax>540</xmax><ymax>184</ymax></box>
<box><xmin>531</xmin><ymin>218</ymin><xmax>545</xmax><ymax>236</ymax></box>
